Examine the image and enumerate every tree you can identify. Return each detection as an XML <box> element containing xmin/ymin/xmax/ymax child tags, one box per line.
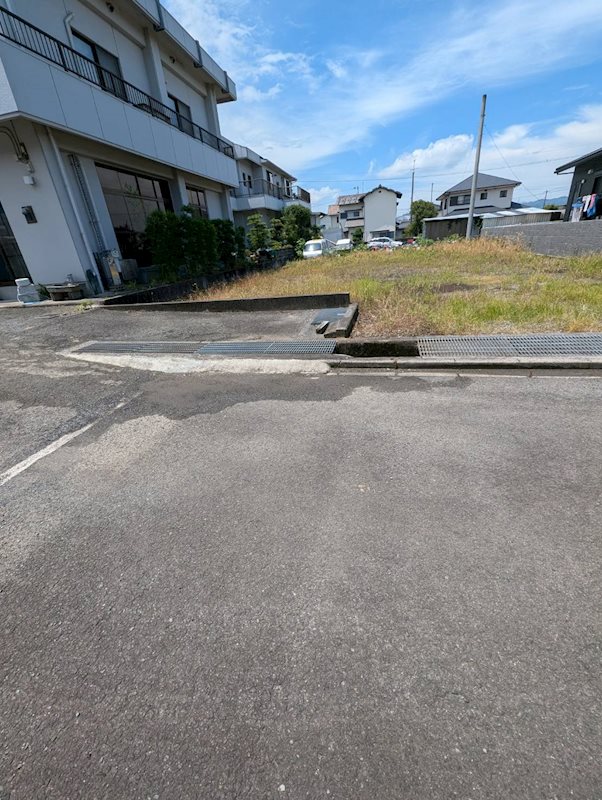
<box><xmin>351</xmin><ymin>227</ymin><xmax>364</xmax><ymax>246</ymax></box>
<box><xmin>281</xmin><ymin>204</ymin><xmax>312</xmax><ymax>247</ymax></box>
<box><xmin>407</xmin><ymin>200</ymin><xmax>438</xmax><ymax>237</ymax></box>
<box><xmin>247</xmin><ymin>213</ymin><xmax>271</xmax><ymax>251</ymax></box>
<box><xmin>270</xmin><ymin>217</ymin><xmax>285</xmax><ymax>247</ymax></box>
<box><xmin>543</xmin><ymin>203</ymin><xmax>560</xmax><ymax>210</ymax></box>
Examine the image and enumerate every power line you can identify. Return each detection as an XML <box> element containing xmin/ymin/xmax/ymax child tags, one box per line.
<box><xmin>483</xmin><ymin>123</ymin><xmax>541</xmax><ymax>202</ymax></box>
<box><xmin>297</xmin><ymin>153</ymin><xmax>576</xmax><ymax>183</ymax></box>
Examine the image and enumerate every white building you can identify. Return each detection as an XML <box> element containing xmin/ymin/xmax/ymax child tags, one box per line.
<box><xmin>230</xmin><ymin>144</ymin><xmax>310</xmax><ymax>231</ymax></box>
<box><xmin>337</xmin><ymin>185</ymin><xmax>402</xmax><ymax>242</ymax></box>
<box><xmin>437</xmin><ymin>173</ymin><xmax>521</xmax><ymax>217</ymax></box>
<box><xmin>0</xmin><ymin>0</ymin><xmax>239</xmax><ymax>299</ymax></box>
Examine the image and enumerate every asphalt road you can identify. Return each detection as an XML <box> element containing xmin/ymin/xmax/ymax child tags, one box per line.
<box><xmin>1</xmin><ymin>308</ymin><xmax>601</xmax><ymax>799</ymax></box>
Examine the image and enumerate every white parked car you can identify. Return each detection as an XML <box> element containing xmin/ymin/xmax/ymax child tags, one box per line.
<box><xmin>302</xmin><ymin>239</ymin><xmax>334</xmax><ymax>258</ymax></box>
<box><xmin>368</xmin><ymin>237</ymin><xmax>403</xmax><ymax>250</ymax></box>
<box><xmin>335</xmin><ymin>238</ymin><xmax>353</xmax><ymax>251</ymax></box>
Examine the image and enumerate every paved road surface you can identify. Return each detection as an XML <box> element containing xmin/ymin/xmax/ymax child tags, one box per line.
<box><xmin>1</xmin><ymin>309</ymin><xmax>601</xmax><ymax>799</ymax></box>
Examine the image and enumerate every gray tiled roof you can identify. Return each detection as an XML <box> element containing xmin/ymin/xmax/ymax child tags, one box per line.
<box><xmin>338</xmin><ymin>193</ymin><xmax>363</xmax><ymax>205</ymax></box>
<box><xmin>338</xmin><ymin>185</ymin><xmax>402</xmax><ymax>206</ymax></box>
<box><xmin>437</xmin><ymin>172</ymin><xmax>521</xmax><ymax>199</ymax></box>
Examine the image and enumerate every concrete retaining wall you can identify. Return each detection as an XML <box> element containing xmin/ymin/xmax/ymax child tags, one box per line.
<box><xmin>482</xmin><ymin>220</ymin><xmax>602</xmax><ymax>256</ymax></box>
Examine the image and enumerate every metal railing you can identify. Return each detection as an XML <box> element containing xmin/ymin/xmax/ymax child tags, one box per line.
<box><xmin>233</xmin><ymin>179</ymin><xmax>311</xmax><ymax>203</ymax></box>
<box><xmin>291</xmin><ymin>186</ymin><xmax>311</xmax><ymax>203</ymax></box>
<box><xmin>0</xmin><ymin>6</ymin><xmax>234</xmax><ymax>158</ymax></box>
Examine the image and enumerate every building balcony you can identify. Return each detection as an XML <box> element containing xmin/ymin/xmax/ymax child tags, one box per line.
<box><xmin>231</xmin><ymin>180</ymin><xmax>311</xmax><ymax>212</ymax></box>
<box><xmin>0</xmin><ymin>6</ymin><xmax>239</xmax><ymax>186</ymax></box>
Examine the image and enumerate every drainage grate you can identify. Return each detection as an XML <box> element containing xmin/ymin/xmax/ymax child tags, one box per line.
<box><xmin>77</xmin><ymin>341</ymin><xmax>201</xmax><ymax>354</ymax></box>
<box><xmin>197</xmin><ymin>340</ymin><xmax>337</xmax><ymax>355</ymax></box>
<box><xmin>418</xmin><ymin>333</ymin><xmax>602</xmax><ymax>358</ymax></box>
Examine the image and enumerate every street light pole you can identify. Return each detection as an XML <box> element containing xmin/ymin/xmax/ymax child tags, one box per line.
<box><xmin>466</xmin><ymin>94</ymin><xmax>487</xmax><ymax>240</ymax></box>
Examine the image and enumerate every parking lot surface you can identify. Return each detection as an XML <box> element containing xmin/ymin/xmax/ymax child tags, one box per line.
<box><xmin>1</xmin><ymin>308</ymin><xmax>601</xmax><ymax>799</ymax></box>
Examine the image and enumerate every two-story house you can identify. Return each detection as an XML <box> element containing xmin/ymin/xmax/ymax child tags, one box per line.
<box><xmin>0</xmin><ymin>0</ymin><xmax>239</xmax><ymax>298</ymax></box>
<box><xmin>230</xmin><ymin>144</ymin><xmax>311</xmax><ymax>231</ymax></box>
<box><xmin>437</xmin><ymin>173</ymin><xmax>521</xmax><ymax>217</ymax></box>
<box><xmin>337</xmin><ymin>185</ymin><xmax>402</xmax><ymax>242</ymax></box>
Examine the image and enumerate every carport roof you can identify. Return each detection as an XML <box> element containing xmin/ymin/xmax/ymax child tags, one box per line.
<box><xmin>555</xmin><ymin>147</ymin><xmax>602</xmax><ymax>173</ymax></box>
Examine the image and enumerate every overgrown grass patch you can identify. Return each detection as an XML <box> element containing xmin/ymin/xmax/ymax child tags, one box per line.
<box><xmin>191</xmin><ymin>239</ymin><xmax>602</xmax><ymax>336</ymax></box>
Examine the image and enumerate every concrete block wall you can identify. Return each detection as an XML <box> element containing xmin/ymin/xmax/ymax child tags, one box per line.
<box><xmin>482</xmin><ymin>220</ymin><xmax>602</xmax><ymax>256</ymax></box>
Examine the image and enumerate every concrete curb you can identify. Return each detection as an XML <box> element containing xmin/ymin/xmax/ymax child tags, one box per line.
<box><xmin>324</xmin><ymin>303</ymin><xmax>359</xmax><ymax>338</ymax></box>
<box><xmin>328</xmin><ymin>356</ymin><xmax>602</xmax><ymax>370</ymax></box>
<box><xmin>100</xmin><ymin>293</ymin><xmax>351</xmax><ymax>313</ymax></box>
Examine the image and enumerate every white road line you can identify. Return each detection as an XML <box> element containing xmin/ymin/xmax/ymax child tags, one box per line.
<box><xmin>0</xmin><ymin>399</ymin><xmax>130</xmax><ymax>487</ymax></box>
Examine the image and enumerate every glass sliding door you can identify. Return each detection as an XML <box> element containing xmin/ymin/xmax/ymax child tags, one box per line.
<box><xmin>0</xmin><ymin>203</ymin><xmax>30</xmax><ymax>285</ymax></box>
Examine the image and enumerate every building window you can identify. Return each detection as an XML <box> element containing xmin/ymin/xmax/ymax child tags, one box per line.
<box><xmin>167</xmin><ymin>94</ymin><xmax>193</xmax><ymax>136</ymax></box>
<box><xmin>242</xmin><ymin>172</ymin><xmax>253</xmax><ymax>189</ymax></box>
<box><xmin>340</xmin><ymin>211</ymin><xmax>348</xmax><ymax>219</ymax></box>
<box><xmin>500</xmin><ymin>189</ymin><xmax>508</xmax><ymax>198</ymax></box>
<box><xmin>352</xmin><ymin>210</ymin><xmax>360</xmax><ymax>217</ymax></box>
<box><xmin>449</xmin><ymin>196</ymin><xmax>459</xmax><ymax>206</ymax></box>
<box><xmin>186</xmin><ymin>186</ymin><xmax>209</xmax><ymax>218</ymax></box>
<box><xmin>266</xmin><ymin>170</ymin><xmax>274</xmax><ymax>184</ymax></box>
<box><xmin>461</xmin><ymin>194</ymin><xmax>471</xmax><ymax>203</ymax></box>
<box><xmin>72</xmin><ymin>32</ymin><xmax>126</xmax><ymax>100</ymax></box>
<box><xmin>96</xmin><ymin>164</ymin><xmax>173</xmax><ymax>266</ymax></box>
<box><xmin>480</xmin><ymin>191</ymin><xmax>488</xmax><ymax>200</ymax></box>
<box><xmin>0</xmin><ymin>202</ymin><xmax>30</xmax><ymax>285</ymax></box>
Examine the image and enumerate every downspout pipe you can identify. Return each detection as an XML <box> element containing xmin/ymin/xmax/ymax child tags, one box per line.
<box><xmin>45</xmin><ymin>127</ymin><xmax>104</xmax><ymax>290</ymax></box>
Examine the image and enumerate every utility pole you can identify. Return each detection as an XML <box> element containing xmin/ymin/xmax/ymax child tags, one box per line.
<box><xmin>543</xmin><ymin>189</ymin><xmax>548</xmax><ymax>207</ymax></box>
<box><xmin>466</xmin><ymin>94</ymin><xmax>487</xmax><ymax>240</ymax></box>
<box><xmin>430</xmin><ymin>182</ymin><xmax>434</xmax><ymax>203</ymax></box>
<box><xmin>409</xmin><ymin>159</ymin><xmax>415</xmax><ymax>221</ymax></box>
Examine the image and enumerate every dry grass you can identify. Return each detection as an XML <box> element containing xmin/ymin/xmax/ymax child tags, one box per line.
<box><xmin>191</xmin><ymin>238</ymin><xmax>602</xmax><ymax>336</ymax></box>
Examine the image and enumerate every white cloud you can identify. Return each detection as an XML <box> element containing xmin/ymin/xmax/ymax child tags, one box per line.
<box><xmin>325</xmin><ymin>59</ymin><xmax>347</xmax><ymax>79</ymax></box>
<box><xmin>389</xmin><ymin>105</ymin><xmax>602</xmax><ymax>209</ymax></box>
<box><xmin>309</xmin><ymin>186</ymin><xmax>342</xmax><ymax>210</ymax></box>
<box><xmin>238</xmin><ymin>84</ymin><xmax>282</xmax><ymax>102</ymax></box>
<box><xmin>379</xmin><ymin>135</ymin><xmax>473</xmax><ymax>179</ymax></box>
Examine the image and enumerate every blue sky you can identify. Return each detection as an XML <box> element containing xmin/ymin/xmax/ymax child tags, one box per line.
<box><xmin>164</xmin><ymin>0</ymin><xmax>602</xmax><ymax>212</ymax></box>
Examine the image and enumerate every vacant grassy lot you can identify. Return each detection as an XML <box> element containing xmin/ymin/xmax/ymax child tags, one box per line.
<box><xmin>193</xmin><ymin>239</ymin><xmax>602</xmax><ymax>336</ymax></box>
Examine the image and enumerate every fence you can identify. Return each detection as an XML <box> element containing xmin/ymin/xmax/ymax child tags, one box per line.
<box><xmin>482</xmin><ymin>219</ymin><xmax>602</xmax><ymax>256</ymax></box>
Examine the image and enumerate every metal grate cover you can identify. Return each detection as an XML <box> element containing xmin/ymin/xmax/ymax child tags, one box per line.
<box><xmin>78</xmin><ymin>341</ymin><xmax>201</xmax><ymax>354</ymax></box>
<box><xmin>198</xmin><ymin>340</ymin><xmax>336</xmax><ymax>355</ymax></box>
<box><xmin>418</xmin><ymin>333</ymin><xmax>602</xmax><ymax>358</ymax></box>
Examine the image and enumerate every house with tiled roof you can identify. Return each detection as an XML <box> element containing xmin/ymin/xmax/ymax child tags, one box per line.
<box><xmin>437</xmin><ymin>173</ymin><xmax>521</xmax><ymax>217</ymax></box>
<box><xmin>337</xmin><ymin>185</ymin><xmax>402</xmax><ymax>242</ymax></box>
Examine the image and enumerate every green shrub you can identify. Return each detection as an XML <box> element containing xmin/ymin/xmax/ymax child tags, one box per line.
<box><xmin>180</xmin><ymin>209</ymin><xmax>218</xmax><ymax>275</ymax></box>
<box><xmin>247</xmin><ymin>213</ymin><xmax>271</xmax><ymax>251</ymax></box>
<box><xmin>211</xmin><ymin>218</ymin><xmax>237</xmax><ymax>271</ymax></box>
<box><xmin>145</xmin><ymin>210</ymin><xmax>183</xmax><ymax>281</ymax></box>
<box><xmin>235</xmin><ymin>226</ymin><xmax>247</xmax><ymax>266</ymax></box>
<box><xmin>351</xmin><ymin>228</ymin><xmax>364</xmax><ymax>246</ymax></box>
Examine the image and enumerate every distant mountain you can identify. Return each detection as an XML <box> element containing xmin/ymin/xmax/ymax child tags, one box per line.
<box><xmin>528</xmin><ymin>196</ymin><xmax>567</xmax><ymax>208</ymax></box>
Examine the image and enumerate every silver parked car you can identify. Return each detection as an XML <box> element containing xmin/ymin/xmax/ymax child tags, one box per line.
<box><xmin>367</xmin><ymin>237</ymin><xmax>404</xmax><ymax>250</ymax></box>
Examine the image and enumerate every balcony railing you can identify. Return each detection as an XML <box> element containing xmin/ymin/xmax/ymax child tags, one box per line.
<box><xmin>0</xmin><ymin>6</ymin><xmax>234</xmax><ymax>158</ymax></box>
<box><xmin>291</xmin><ymin>186</ymin><xmax>311</xmax><ymax>203</ymax></box>
<box><xmin>233</xmin><ymin>179</ymin><xmax>311</xmax><ymax>203</ymax></box>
